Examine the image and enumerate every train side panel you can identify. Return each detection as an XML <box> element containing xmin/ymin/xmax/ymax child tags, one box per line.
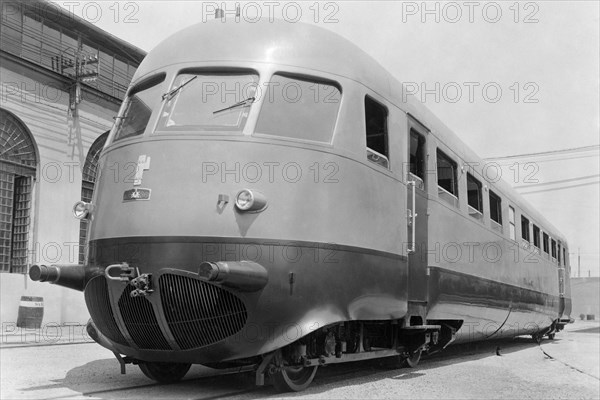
<box><xmin>423</xmin><ymin>137</ymin><xmax>562</xmax><ymax>343</ymax></box>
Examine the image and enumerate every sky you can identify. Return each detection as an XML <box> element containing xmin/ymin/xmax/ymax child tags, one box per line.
<box><xmin>51</xmin><ymin>0</ymin><xmax>600</xmax><ymax>276</ymax></box>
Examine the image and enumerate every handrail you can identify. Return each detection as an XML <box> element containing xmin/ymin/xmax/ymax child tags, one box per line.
<box><xmin>408</xmin><ymin>180</ymin><xmax>417</xmax><ymax>253</ymax></box>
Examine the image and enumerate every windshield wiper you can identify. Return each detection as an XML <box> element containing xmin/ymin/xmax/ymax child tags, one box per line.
<box><xmin>162</xmin><ymin>76</ymin><xmax>197</xmax><ymax>101</ymax></box>
<box><xmin>213</xmin><ymin>97</ymin><xmax>255</xmax><ymax>114</ymax></box>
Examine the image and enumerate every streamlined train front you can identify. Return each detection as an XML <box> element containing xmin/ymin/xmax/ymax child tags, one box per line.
<box><xmin>29</xmin><ymin>20</ymin><xmax>413</xmax><ymax>390</ymax></box>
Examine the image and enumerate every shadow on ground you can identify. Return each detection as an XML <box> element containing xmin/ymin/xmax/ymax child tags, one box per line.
<box><xmin>38</xmin><ymin>335</ymin><xmax>552</xmax><ymax>399</ymax></box>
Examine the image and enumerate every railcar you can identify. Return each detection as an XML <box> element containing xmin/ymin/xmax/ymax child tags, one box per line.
<box><xmin>30</xmin><ymin>19</ymin><xmax>572</xmax><ymax>392</ymax></box>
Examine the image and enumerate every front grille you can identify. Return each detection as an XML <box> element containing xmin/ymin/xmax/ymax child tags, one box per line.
<box><xmin>84</xmin><ymin>276</ymin><xmax>128</xmax><ymax>346</ymax></box>
<box><xmin>159</xmin><ymin>274</ymin><xmax>248</xmax><ymax>349</ymax></box>
<box><xmin>118</xmin><ymin>286</ymin><xmax>171</xmax><ymax>350</ymax></box>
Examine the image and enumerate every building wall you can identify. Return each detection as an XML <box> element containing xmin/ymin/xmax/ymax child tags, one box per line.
<box><xmin>1</xmin><ymin>55</ymin><xmax>121</xmax><ymax>325</ymax></box>
<box><xmin>570</xmin><ymin>277</ymin><xmax>600</xmax><ymax>319</ymax></box>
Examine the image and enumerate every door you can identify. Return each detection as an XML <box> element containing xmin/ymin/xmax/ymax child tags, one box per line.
<box><xmin>406</xmin><ymin>118</ymin><xmax>429</xmax><ymax>323</ymax></box>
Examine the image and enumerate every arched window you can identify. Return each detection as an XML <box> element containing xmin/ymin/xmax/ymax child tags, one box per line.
<box><xmin>0</xmin><ymin>109</ymin><xmax>38</xmax><ymax>273</ymax></box>
<box><xmin>79</xmin><ymin>132</ymin><xmax>108</xmax><ymax>264</ymax></box>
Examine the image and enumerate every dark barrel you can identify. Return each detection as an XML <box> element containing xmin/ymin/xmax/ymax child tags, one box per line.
<box><xmin>16</xmin><ymin>296</ymin><xmax>44</xmax><ymax>329</ymax></box>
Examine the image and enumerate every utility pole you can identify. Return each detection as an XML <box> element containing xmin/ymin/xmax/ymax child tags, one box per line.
<box><xmin>61</xmin><ymin>39</ymin><xmax>99</xmax><ymax>163</ymax></box>
<box><xmin>62</xmin><ymin>38</ymin><xmax>99</xmax><ymax>111</ymax></box>
<box><xmin>578</xmin><ymin>247</ymin><xmax>581</xmax><ymax>278</ymax></box>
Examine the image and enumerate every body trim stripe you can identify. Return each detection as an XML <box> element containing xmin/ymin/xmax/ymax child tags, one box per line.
<box><xmin>90</xmin><ymin>236</ymin><xmax>408</xmax><ymax>262</ymax></box>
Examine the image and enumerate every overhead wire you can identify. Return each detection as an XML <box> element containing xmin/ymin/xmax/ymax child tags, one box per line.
<box><xmin>514</xmin><ymin>174</ymin><xmax>600</xmax><ymax>189</ymax></box>
<box><xmin>491</xmin><ymin>153</ymin><xmax>600</xmax><ymax>166</ymax></box>
<box><xmin>519</xmin><ymin>181</ymin><xmax>599</xmax><ymax>195</ymax></box>
<box><xmin>483</xmin><ymin>144</ymin><xmax>600</xmax><ymax>161</ymax></box>
<box><xmin>482</xmin><ymin>145</ymin><xmax>600</xmax><ymax>194</ymax></box>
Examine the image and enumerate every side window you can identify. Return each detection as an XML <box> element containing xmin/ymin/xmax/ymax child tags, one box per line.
<box><xmin>532</xmin><ymin>224</ymin><xmax>540</xmax><ymax>248</ymax></box>
<box><xmin>489</xmin><ymin>190</ymin><xmax>502</xmax><ymax>225</ymax></box>
<box><xmin>558</xmin><ymin>244</ymin><xmax>562</xmax><ymax>265</ymax></box>
<box><xmin>563</xmin><ymin>248</ymin><xmax>567</xmax><ymax>266</ymax></box>
<box><xmin>521</xmin><ymin>215</ymin><xmax>530</xmax><ymax>242</ymax></box>
<box><xmin>409</xmin><ymin>129</ymin><xmax>426</xmax><ymax>180</ymax></box>
<box><xmin>543</xmin><ymin>232</ymin><xmax>549</xmax><ymax>253</ymax></box>
<box><xmin>467</xmin><ymin>173</ymin><xmax>483</xmax><ymax>214</ymax></box>
<box><xmin>365</xmin><ymin>96</ymin><xmax>389</xmax><ymax>168</ymax></box>
<box><xmin>437</xmin><ymin>149</ymin><xmax>458</xmax><ymax>196</ymax></box>
<box><xmin>509</xmin><ymin>206</ymin><xmax>516</xmax><ymax>240</ymax></box>
<box><xmin>551</xmin><ymin>239</ymin><xmax>557</xmax><ymax>259</ymax></box>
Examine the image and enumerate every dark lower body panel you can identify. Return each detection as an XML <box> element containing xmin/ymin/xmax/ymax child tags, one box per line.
<box><xmin>85</xmin><ymin>236</ymin><xmax>408</xmax><ymax>363</ymax></box>
<box><xmin>427</xmin><ymin>266</ymin><xmax>563</xmax><ymax>343</ymax></box>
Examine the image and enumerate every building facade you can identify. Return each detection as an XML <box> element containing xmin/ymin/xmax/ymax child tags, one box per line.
<box><xmin>1</xmin><ymin>0</ymin><xmax>145</xmax><ymax>328</ymax></box>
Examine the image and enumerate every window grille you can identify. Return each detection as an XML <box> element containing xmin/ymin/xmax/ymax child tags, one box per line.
<box><xmin>79</xmin><ymin>132</ymin><xmax>108</xmax><ymax>264</ymax></box>
<box><xmin>0</xmin><ymin>109</ymin><xmax>37</xmax><ymax>273</ymax></box>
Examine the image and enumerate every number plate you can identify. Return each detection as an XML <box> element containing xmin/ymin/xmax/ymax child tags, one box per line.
<box><xmin>123</xmin><ymin>188</ymin><xmax>151</xmax><ymax>202</ymax></box>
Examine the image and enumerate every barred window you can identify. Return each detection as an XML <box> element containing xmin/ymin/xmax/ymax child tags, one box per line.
<box><xmin>0</xmin><ymin>109</ymin><xmax>37</xmax><ymax>274</ymax></box>
<box><xmin>79</xmin><ymin>132</ymin><xmax>108</xmax><ymax>264</ymax></box>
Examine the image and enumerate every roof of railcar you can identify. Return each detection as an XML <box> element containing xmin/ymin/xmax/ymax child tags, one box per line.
<box><xmin>134</xmin><ymin>19</ymin><xmax>567</xmax><ymax>244</ymax></box>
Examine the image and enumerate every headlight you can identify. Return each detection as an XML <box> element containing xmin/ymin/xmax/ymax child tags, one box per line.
<box><xmin>73</xmin><ymin>201</ymin><xmax>91</xmax><ymax>219</ymax></box>
<box><xmin>235</xmin><ymin>189</ymin><xmax>254</xmax><ymax>210</ymax></box>
<box><xmin>235</xmin><ymin>189</ymin><xmax>267</xmax><ymax>212</ymax></box>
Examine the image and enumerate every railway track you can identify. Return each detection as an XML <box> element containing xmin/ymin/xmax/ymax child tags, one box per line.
<box><xmin>3</xmin><ymin>328</ymin><xmax>598</xmax><ymax>399</ymax></box>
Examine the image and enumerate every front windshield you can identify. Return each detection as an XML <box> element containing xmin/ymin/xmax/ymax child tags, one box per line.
<box><xmin>255</xmin><ymin>74</ymin><xmax>341</xmax><ymax>143</ymax></box>
<box><xmin>112</xmin><ymin>74</ymin><xmax>166</xmax><ymax>142</ymax></box>
<box><xmin>158</xmin><ymin>72</ymin><xmax>259</xmax><ymax>132</ymax></box>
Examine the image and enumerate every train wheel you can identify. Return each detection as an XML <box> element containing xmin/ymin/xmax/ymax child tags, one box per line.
<box><xmin>138</xmin><ymin>362</ymin><xmax>191</xmax><ymax>383</ymax></box>
<box><xmin>547</xmin><ymin>332</ymin><xmax>556</xmax><ymax>340</ymax></box>
<box><xmin>402</xmin><ymin>349</ymin><xmax>422</xmax><ymax>368</ymax></box>
<box><xmin>272</xmin><ymin>365</ymin><xmax>318</xmax><ymax>392</ymax></box>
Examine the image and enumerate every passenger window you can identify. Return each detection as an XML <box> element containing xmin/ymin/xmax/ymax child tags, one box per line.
<box><xmin>521</xmin><ymin>215</ymin><xmax>530</xmax><ymax>242</ymax></box>
<box><xmin>533</xmin><ymin>224</ymin><xmax>540</xmax><ymax>248</ymax></box>
<box><xmin>409</xmin><ymin>129</ymin><xmax>426</xmax><ymax>180</ymax></box>
<box><xmin>365</xmin><ymin>96</ymin><xmax>389</xmax><ymax>168</ymax></box>
<box><xmin>551</xmin><ymin>239</ymin><xmax>557</xmax><ymax>259</ymax></box>
<box><xmin>563</xmin><ymin>248</ymin><xmax>567</xmax><ymax>266</ymax></box>
<box><xmin>509</xmin><ymin>206</ymin><xmax>516</xmax><ymax>240</ymax></box>
<box><xmin>256</xmin><ymin>73</ymin><xmax>341</xmax><ymax>143</ymax></box>
<box><xmin>489</xmin><ymin>190</ymin><xmax>502</xmax><ymax>225</ymax></box>
<box><xmin>437</xmin><ymin>150</ymin><xmax>458</xmax><ymax>196</ymax></box>
<box><xmin>467</xmin><ymin>173</ymin><xmax>483</xmax><ymax>214</ymax></box>
<box><xmin>543</xmin><ymin>232</ymin><xmax>549</xmax><ymax>253</ymax></box>
<box><xmin>558</xmin><ymin>244</ymin><xmax>562</xmax><ymax>265</ymax></box>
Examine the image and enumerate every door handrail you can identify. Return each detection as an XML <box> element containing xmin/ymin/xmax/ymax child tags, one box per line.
<box><xmin>408</xmin><ymin>180</ymin><xmax>417</xmax><ymax>253</ymax></box>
